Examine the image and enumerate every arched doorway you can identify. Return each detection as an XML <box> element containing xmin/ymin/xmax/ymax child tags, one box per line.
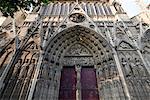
<box><xmin>33</xmin><ymin>25</ymin><xmax>127</xmax><ymax>100</ymax></box>
<box><xmin>59</xmin><ymin>43</ymin><xmax>99</xmax><ymax>100</ymax></box>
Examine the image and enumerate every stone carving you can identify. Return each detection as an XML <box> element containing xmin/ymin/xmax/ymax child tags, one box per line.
<box><xmin>142</xmin><ymin>37</ymin><xmax>150</xmax><ymax>54</ymax></box>
<box><xmin>103</xmin><ymin>62</ymin><xmax>109</xmax><ymax>79</ymax></box>
<box><xmin>99</xmin><ymin>79</ymin><xmax>126</xmax><ymax>100</ymax></box>
<box><xmin>39</xmin><ymin>80</ymin><xmax>49</xmax><ymax>100</ymax></box>
<box><xmin>97</xmin><ymin>67</ymin><xmax>104</xmax><ymax>81</ymax></box>
<box><xmin>64</xmin><ymin>43</ymin><xmax>94</xmax><ymax>66</ymax></box>
<box><xmin>48</xmin><ymin>63</ymin><xmax>54</xmax><ymax>80</ymax></box>
<box><xmin>66</xmin><ymin>44</ymin><xmax>91</xmax><ymax>56</ymax></box>
<box><xmin>53</xmin><ymin>68</ymin><xmax>60</xmax><ymax>91</ymax></box>
<box><xmin>134</xmin><ymin>58</ymin><xmax>147</xmax><ymax>77</ymax></box>
<box><xmin>0</xmin><ymin>33</ymin><xmax>10</xmax><ymax>47</ymax></box>
<box><xmin>109</xmin><ymin>61</ymin><xmax>117</xmax><ymax>77</ymax></box>
<box><xmin>118</xmin><ymin>41</ymin><xmax>133</xmax><ymax>50</ymax></box>
<box><xmin>18</xmin><ymin>59</ymin><xmax>29</xmax><ymax>79</ymax></box>
<box><xmin>141</xmin><ymin>30</ymin><xmax>150</xmax><ymax>53</ymax></box>
<box><xmin>119</xmin><ymin>51</ymin><xmax>148</xmax><ymax>78</ymax></box>
<box><xmin>130</xmin><ymin>60</ymin><xmax>139</xmax><ymax>77</ymax></box>
<box><xmin>116</xmin><ymin>33</ymin><xmax>124</xmax><ymax>40</ymax></box>
<box><xmin>69</xmin><ymin>13</ymin><xmax>85</xmax><ymax>23</ymax></box>
<box><xmin>12</xmin><ymin>59</ymin><xmax>22</xmax><ymax>78</ymax></box>
<box><xmin>75</xmin><ymin>65</ymin><xmax>81</xmax><ymax>98</ymax></box>
<box><xmin>121</xmin><ymin>58</ymin><xmax>131</xmax><ymax>77</ymax></box>
<box><xmin>42</xmin><ymin>60</ymin><xmax>49</xmax><ymax>80</ymax></box>
<box><xmin>26</xmin><ymin>59</ymin><xmax>35</xmax><ymax>79</ymax></box>
<box><xmin>114</xmin><ymin>2</ymin><xmax>124</xmax><ymax>13</ymax></box>
<box><xmin>63</xmin><ymin>57</ymin><xmax>94</xmax><ymax>66</ymax></box>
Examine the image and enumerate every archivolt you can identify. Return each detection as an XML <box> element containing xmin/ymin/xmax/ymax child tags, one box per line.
<box><xmin>45</xmin><ymin>25</ymin><xmax>114</xmax><ymax>67</ymax></box>
<box><xmin>34</xmin><ymin>25</ymin><xmax>127</xmax><ymax>100</ymax></box>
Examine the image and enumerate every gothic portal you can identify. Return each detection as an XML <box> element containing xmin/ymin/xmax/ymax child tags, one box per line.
<box><xmin>0</xmin><ymin>0</ymin><xmax>150</xmax><ymax>100</ymax></box>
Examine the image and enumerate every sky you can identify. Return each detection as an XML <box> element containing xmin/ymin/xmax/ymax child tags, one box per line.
<box><xmin>120</xmin><ymin>0</ymin><xmax>150</xmax><ymax>17</ymax></box>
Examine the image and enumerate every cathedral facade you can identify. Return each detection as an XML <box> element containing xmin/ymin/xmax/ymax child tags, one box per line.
<box><xmin>0</xmin><ymin>0</ymin><xmax>150</xmax><ymax>100</ymax></box>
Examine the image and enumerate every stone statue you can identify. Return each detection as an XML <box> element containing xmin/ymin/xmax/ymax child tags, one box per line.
<box><xmin>114</xmin><ymin>2</ymin><xmax>124</xmax><ymax>13</ymax></box>
<box><xmin>26</xmin><ymin>59</ymin><xmax>35</xmax><ymax>79</ymax></box>
<box><xmin>12</xmin><ymin>59</ymin><xmax>22</xmax><ymax>77</ymax></box>
<box><xmin>109</xmin><ymin>61</ymin><xmax>116</xmax><ymax>77</ymax></box>
<box><xmin>19</xmin><ymin>59</ymin><xmax>29</xmax><ymax>79</ymax></box>
<box><xmin>97</xmin><ymin>67</ymin><xmax>104</xmax><ymax>81</ymax></box>
<box><xmin>48</xmin><ymin>63</ymin><xmax>54</xmax><ymax>80</ymax></box>
<box><xmin>121</xmin><ymin>58</ymin><xmax>131</xmax><ymax>77</ymax></box>
<box><xmin>42</xmin><ymin>60</ymin><xmax>49</xmax><ymax>79</ymax></box>
<box><xmin>103</xmin><ymin>62</ymin><xmax>109</xmax><ymax>79</ymax></box>
<box><xmin>105</xmin><ymin>67</ymin><xmax>109</xmax><ymax>79</ymax></box>
<box><xmin>129</xmin><ymin>60</ymin><xmax>139</xmax><ymax>77</ymax></box>
<box><xmin>75</xmin><ymin>65</ymin><xmax>81</xmax><ymax>82</ymax></box>
<box><xmin>135</xmin><ymin>58</ymin><xmax>146</xmax><ymax>77</ymax></box>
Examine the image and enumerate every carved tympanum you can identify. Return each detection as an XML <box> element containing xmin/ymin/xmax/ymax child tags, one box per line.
<box><xmin>65</xmin><ymin>43</ymin><xmax>91</xmax><ymax>56</ymax></box>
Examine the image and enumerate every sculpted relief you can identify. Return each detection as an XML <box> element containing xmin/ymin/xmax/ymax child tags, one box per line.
<box><xmin>142</xmin><ymin>29</ymin><xmax>150</xmax><ymax>54</ymax></box>
<box><xmin>64</xmin><ymin>43</ymin><xmax>93</xmax><ymax>66</ymax></box>
<box><xmin>114</xmin><ymin>2</ymin><xmax>124</xmax><ymax>13</ymax></box>
<box><xmin>65</xmin><ymin>43</ymin><xmax>91</xmax><ymax>56</ymax></box>
<box><xmin>69</xmin><ymin>13</ymin><xmax>86</xmax><ymax>23</ymax></box>
<box><xmin>1</xmin><ymin>40</ymin><xmax>39</xmax><ymax>99</ymax></box>
<box><xmin>141</xmin><ymin>29</ymin><xmax>150</xmax><ymax>69</ymax></box>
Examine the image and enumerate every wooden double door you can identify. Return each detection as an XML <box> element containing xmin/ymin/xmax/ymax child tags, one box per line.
<box><xmin>59</xmin><ymin>67</ymin><xmax>99</xmax><ymax>100</ymax></box>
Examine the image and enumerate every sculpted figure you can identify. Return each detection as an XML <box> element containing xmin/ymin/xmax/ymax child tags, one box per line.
<box><xmin>19</xmin><ymin>59</ymin><xmax>29</xmax><ymax>79</ymax></box>
<box><xmin>129</xmin><ymin>60</ymin><xmax>139</xmax><ymax>77</ymax></box>
<box><xmin>109</xmin><ymin>61</ymin><xmax>116</xmax><ymax>77</ymax></box>
<box><xmin>135</xmin><ymin>58</ymin><xmax>147</xmax><ymax>76</ymax></box>
<box><xmin>42</xmin><ymin>60</ymin><xmax>49</xmax><ymax>79</ymax></box>
<box><xmin>26</xmin><ymin>59</ymin><xmax>35</xmax><ymax>79</ymax></box>
<box><xmin>105</xmin><ymin>67</ymin><xmax>109</xmax><ymax>79</ymax></box>
<box><xmin>103</xmin><ymin>62</ymin><xmax>109</xmax><ymax>79</ymax></box>
<box><xmin>97</xmin><ymin>67</ymin><xmax>104</xmax><ymax>81</ymax></box>
<box><xmin>12</xmin><ymin>59</ymin><xmax>22</xmax><ymax>77</ymax></box>
<box><xmin>75</xmin><ymin>65</ymin><xmax>81</xmax><ymax>84</ymax></box>
<box><xmin>48</xmin><ymin>63</ymin><xmax>54</xmax><ymax>80</ymax></box>
<box><xmin>122</xmin><ymin>58</ymin><xmax>131</xmax><ymax>77</ymax></box>
<box><xmin>75</xmin><ymin>65</ymin><xmax>81</xmax><ymax>99</ymax></box>
<box><xmin>114</xmin><ymin>2</ymin><xmax>124</xmax><ymax>13</ymax></box>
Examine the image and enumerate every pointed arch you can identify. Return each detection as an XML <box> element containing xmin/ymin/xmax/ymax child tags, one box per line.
<box><xmin>31</xmin><ymin>25</ymin><xmax>128</xmax><ymax>100</ymax></box>
<box><xmin>45</xmin><ymin>25</ymin><xmax>113</xmax><ymax>52</ymax></box>
<box><xmin>117</xmin><ymin>40</ymin><xmax>135</xmax><ymax>50</ymax></box>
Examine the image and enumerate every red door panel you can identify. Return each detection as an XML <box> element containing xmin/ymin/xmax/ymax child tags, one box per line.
<box><xmin>59</xmin><ymin>67</ymin><xmax>76</xmax><ymax>100</ymax></box>
<box><xmin>81</xmin><ymin>68</ymin><xmax>99</xmax><ymax>100</ymax></box>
